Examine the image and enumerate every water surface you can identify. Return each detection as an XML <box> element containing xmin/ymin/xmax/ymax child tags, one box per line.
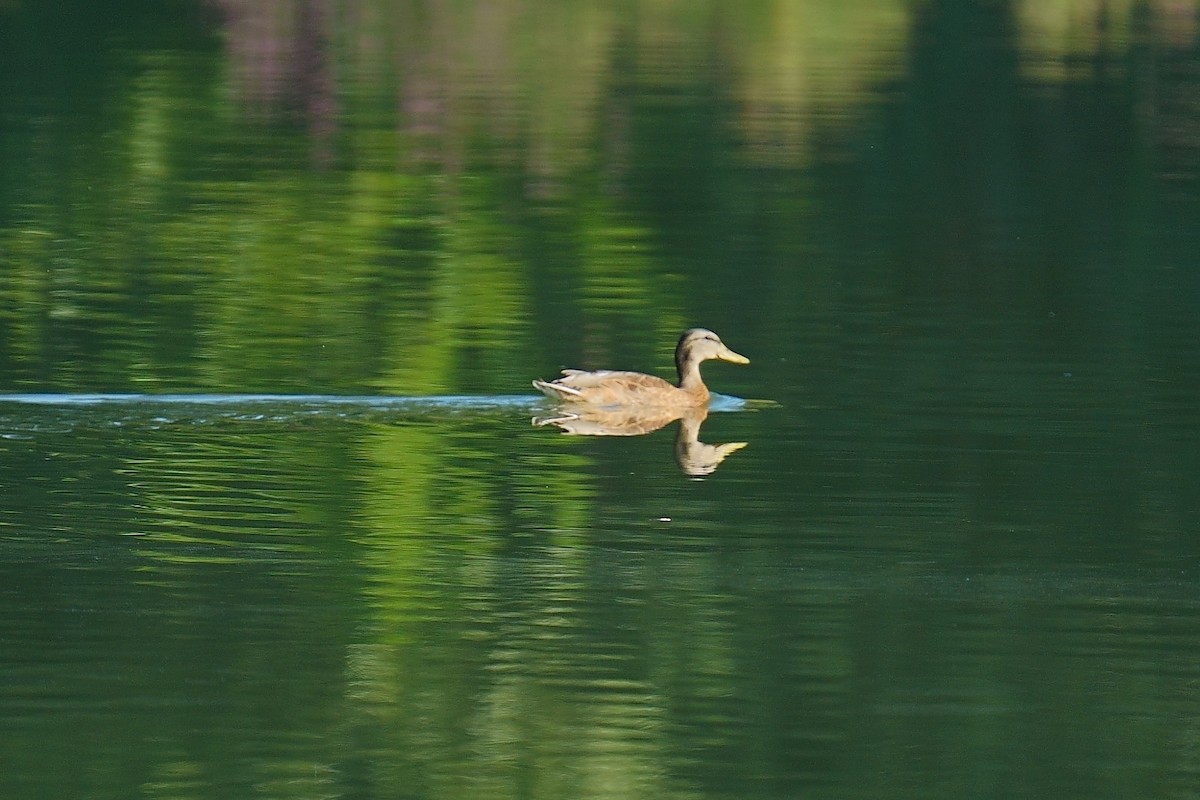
<box><xmin>2</xmin><ymin>1</ymin><xmax>1199</xmax><ymax>798</ymax></box>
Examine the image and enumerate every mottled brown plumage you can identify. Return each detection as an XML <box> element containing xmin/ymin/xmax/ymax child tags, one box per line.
<box><xmin>532</xmin><ymin>328</ymin><xmax>749</xmax><ymax>408</ymax></box>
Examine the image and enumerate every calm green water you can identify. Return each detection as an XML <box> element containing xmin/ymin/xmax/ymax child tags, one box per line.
<box><xmin>3</xmin><ymin>1</ymin><xmax>1200</xmax><ymax>798</ymax></box>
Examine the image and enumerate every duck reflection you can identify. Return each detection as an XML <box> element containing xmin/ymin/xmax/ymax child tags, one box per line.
<box><xmin>533</xmin><ymin>405</ymin><xmax>746</xmax><ymax>477</ymax></box>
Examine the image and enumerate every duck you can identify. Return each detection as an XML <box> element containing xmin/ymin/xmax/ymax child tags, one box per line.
<box><xmin>532</xmin><ymin>328</ymin><xmax>749</xmax><ymax>408</ymax></box>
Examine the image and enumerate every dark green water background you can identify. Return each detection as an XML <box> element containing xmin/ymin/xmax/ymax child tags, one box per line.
<box><xmin>2</xmin><ymin>2</ymin><xmax>1199</xmax><ymax>798</ymax></box>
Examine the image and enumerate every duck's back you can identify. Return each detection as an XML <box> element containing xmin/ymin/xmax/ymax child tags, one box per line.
<box><xmin>534</xmin><ymin>369</ymin><xmax>695</xmax><ymax>407</ymax></box>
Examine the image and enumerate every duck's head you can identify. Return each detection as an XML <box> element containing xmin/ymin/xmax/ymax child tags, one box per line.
<box><xmin>675</xmin><ymin>328</ymin><xmax>750</xmax><ymax>374</ymax></box>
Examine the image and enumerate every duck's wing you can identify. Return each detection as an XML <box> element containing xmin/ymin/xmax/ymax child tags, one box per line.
<box><xmin>555</xmin><ymin>370</ymin><xmax>673</xmax><ymax>391</ymax></box>
<box><xmin>534</xmin><ymin>370</ymin><xmax>676</xmax><ymax>405</ymax></box>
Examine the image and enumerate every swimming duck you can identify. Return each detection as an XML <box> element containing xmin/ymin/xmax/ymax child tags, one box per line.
<box><xmin>532</xmin><ymin>328</ymin><xmax>749</xmax><ymax>407</ymax></box>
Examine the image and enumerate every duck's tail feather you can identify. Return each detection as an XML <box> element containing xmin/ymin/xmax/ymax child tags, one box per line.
<box><xmin>532</xmin><ymin>379</ymin><xmax>583</xmax><ymax>399</ymax></box>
